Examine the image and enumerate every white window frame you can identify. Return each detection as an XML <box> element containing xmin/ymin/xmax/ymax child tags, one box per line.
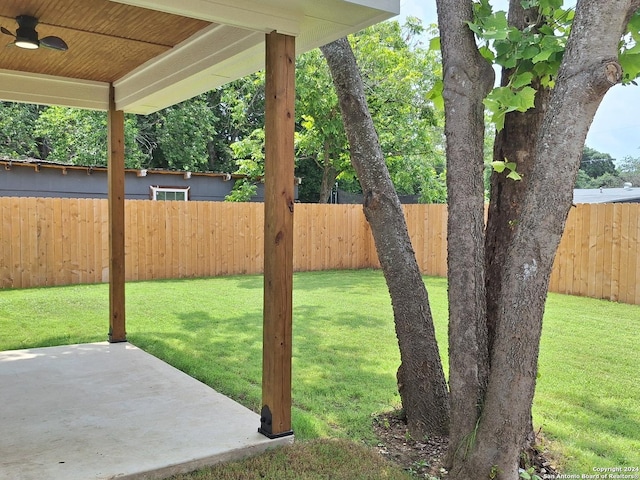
<box><xmin>150</xmin><ymin>185</ymin><xmax>190</xmax><ymax>201</ymax></box>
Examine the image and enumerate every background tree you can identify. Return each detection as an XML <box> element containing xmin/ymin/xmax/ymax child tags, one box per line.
<box><xmin>135</xmin><ymin>89</ymin><xmax>252</xmax><ymax>173</ymax></box>
<box><xmin>352</xmin><ymin>19</ymin><xmax>446</xmax><ymax>203</ymax></box>
<box><xmin>581</xmin><ymin>146</ymin><xmax>617</xmax><ymax>178</ymax></box>
<box><xmin>0</xmin><ymin>102</ymin><xmax>41</xmax><ymax>159</ymax></box>
<box><xmin>575</xmin><ymin>146</ymin><xmax>621</xmax><ymax>187</ymax></box>
<box><xmin>34</xmin><ymin>106</ymin><xmax>145</xmax><ymax>167</ymax></box>
<box><xmin>436</xmin><ymin>0</ymin><xmax>640</xmax><ymax>478</ymax></box>
<box><xmin>295</xmin><ymin>47</ymin><xmax>349</xmax><ymax>202</ymax></box>
<box><xmin>0</xmin><ymin>86</ymin><xmax>258</xmax><ymax>174</ymax></box>
<box><xmin>619</xmin><ymin>154</ymin><xmax>640</xmax><ymax>185</ymax></box>
<box><xmin>146</xmin><ymin>94</ymin><xmax>218</xmax><ymax>172</ymax></box>
<box><xmin>210</xmin><ymin>76</ymin><xmax>265</xmax><ymax>173</ymax></box>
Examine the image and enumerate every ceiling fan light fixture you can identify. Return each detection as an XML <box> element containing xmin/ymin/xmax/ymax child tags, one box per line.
<box><xmin>2</xmin><ymin>14</ymin><xmax>68</xmax><ymax>52</ymax></box>
<box><xmin>15</xmin><ymin>19</ymin><xmax>40</xmax><ymax>49</ymax></box>
<box><xmin>14</xmin><ymin>37</ymin><xmax>39</xmax><ymax>49</ymax></box>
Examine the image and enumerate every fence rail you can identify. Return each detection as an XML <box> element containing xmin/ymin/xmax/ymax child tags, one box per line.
<box><xmin>1</xmin><ymin>198</ymin><xmax>638</xmax><ymax>305</ymax></box>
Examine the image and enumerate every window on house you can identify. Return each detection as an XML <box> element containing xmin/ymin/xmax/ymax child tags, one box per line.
<box><xmin>150</xmin><ymin>186</ymin><xmax>190</xmax><ymax>201</ymax></box>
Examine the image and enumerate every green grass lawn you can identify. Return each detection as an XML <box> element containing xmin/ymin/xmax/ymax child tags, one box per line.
<box><xmin>168</xmin><ymin>438</ymin><xmax>412</xmax><ymax>480</ymax></box>
<box><xmin>0</xmin><ymin>270</ymin><xmax>638</xmax><ymax>475</ymax></box>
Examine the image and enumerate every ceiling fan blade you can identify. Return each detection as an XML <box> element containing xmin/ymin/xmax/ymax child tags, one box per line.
<box><xmin>40</xmin><ymin>36</ymin><xmax>68</xmax><ymax>51</ymax></box>
<box><xmin>1</xmin><ymin>26</ymin><xmax>16</xmax><ymax>38</ymax></box>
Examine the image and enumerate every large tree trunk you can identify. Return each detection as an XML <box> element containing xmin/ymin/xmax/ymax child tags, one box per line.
<box><xmin>484</xmin><ymin>2</ymin><xmax>553</xmax><ymax>455</ymax></box>
<box><xmin>435</xmin><ymin>0</ymin><xmax>494</xmax><ymax>467</ymax></box>
<box><xmin>437</xmin><ymin>0</ymin><xmax>638</xmax><ymax>478</ymax></box>
<box><xmin>320</xmin><ymin>38</ymin><xmax>450</xmax><ymax>438</ymax></box>
<box><xmin>485</xmin><ymin>1</ymin><xmax>551</xmax><ymax>356</ymax></box>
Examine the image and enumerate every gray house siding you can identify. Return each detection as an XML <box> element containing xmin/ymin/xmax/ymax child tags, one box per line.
<box><xmin>0</xmin><ymin>160</ymin><xmax>266</xmax><ymax>201</ymax></box>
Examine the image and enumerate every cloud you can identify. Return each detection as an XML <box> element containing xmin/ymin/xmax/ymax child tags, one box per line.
<box><xmin>587</xmin><ymin>84</ymin><xmax>640</xmax><ymax>160</ymax></box>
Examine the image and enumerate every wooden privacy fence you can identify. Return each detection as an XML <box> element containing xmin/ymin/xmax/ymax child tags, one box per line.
<box><xmin>550</xmin><ymin>203</ymin><xmax>639</xmax><ymax>305</ymax></box>
<box><xmin>1</xmin><ymin>198</ymin><xmax>638</xmax><ymax>305</ymax></box>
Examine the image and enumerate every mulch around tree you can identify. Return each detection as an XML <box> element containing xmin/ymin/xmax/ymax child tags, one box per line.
<box><xmin>373</xmin><ymin>411</ymin><xmax>559</xmax><ymax>479</ymax></box>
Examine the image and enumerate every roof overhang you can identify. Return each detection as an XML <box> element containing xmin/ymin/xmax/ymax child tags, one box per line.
<box><xmin>0</xmin><ymin>0</ymin><xmax>399</xmax><ymax>114</ymax></box>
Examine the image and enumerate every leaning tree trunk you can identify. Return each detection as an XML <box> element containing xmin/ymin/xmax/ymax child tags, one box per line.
<box><xmin>435</xmin><ymin>0</ymin><xmax>494</xmax><ymax>467</ymax></box>
<box><xmin>437</xmin><ymin>0</ymin><xmax>638</xmax><ymax>478</ymax></box>
<box><xmin>320</xmin><ymin>38</ymin><xmax>450</xmax><ymax>438</ymax></box>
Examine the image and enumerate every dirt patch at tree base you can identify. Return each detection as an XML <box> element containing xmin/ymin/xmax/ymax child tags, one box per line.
<box><xmin>373</xmin><ymin>411</ymin><xmax>559</xmax><ymax>479</ymax></box>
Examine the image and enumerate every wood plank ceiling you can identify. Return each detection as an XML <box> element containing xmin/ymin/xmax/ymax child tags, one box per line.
<box><xmin>0</xmin><ymin>0</ymin><xmax>211</xmax><ymax>83</ymax></box>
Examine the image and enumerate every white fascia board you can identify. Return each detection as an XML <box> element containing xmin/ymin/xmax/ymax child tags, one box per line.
<box><xmin>110</xmin><ymin>0</ymin><xmax>303</xmax><ymax>36</ymax></box>
<box><xmin>344</xmin><ymin>0</ymin><xmax>399</xmax><ymax>15</ymax></box>
<box><xmin>296</xmin><ymin>12</ymin><xmax>397</xmax><ymax>54</ymax></box>
<box><xmin>0</xmin><ymin>69</ymin><xmax>109</xmax><ymax>110</ymax></box>
<box><xmin>115</xmin><ymin>24</ymin><xmax>264</xmax><ymax>113</ymax></box>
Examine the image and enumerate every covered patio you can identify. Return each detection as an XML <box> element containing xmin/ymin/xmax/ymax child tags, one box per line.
<box><xmin>0</xmin><ymin>0</ymin><xmax>398</xmax><ymax>478</ymax></box>
<box><xmin>0</xmin><ymin>342</ymin><xmax>292</xmax><ymax>479</ymax></box>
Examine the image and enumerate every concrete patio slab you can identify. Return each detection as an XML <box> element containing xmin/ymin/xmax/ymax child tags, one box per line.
<box><xmin>0</xmin><ymin>342</ymin><xmax>293</xmax><ymax>480</ymax></box>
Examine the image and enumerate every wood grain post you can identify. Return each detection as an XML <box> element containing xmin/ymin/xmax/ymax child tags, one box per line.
<box><xmin>107</xmin><ymin>84</ymin><xmax>126</xmax><ymax>343</ymax></box>
<box><xmin>259</xmin><ymin>31</ymin><xmax>295</xmax><ymax>439</ymax></box>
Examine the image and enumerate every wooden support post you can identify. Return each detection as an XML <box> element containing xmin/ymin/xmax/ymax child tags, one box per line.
<box><xmin>107</xmin><ymin>84</ymin><xmax>126</xmax><ymax>343</ymax></box>
<box><xmin>259</xmin><ymin>31</ymin><xmax>295</xmax><ymax>439</ymax></box>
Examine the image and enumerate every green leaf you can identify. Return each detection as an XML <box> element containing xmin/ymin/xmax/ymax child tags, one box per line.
<box><xmin>512</xmin><ymin>86</ymin><xmax>537</xmax><ymax>112</ymax></box>
<box><xmin>484</xmin><ymin>90</ymin><xmax>508</xmax><ymax>131</ymax></box>
<box><xmin>429</xmin><ymin>36</ymin><xmax>441</xmax><ymax>52</ymax></box>
<box><xmin>301</xmin><ymin>114</ymin><xmax>315</xmax><ymax>130</ymax></box>
<box><xmin>538</xmin><ymin>24</ymin><xmax>556</xmax><ymax>36</ymax></box>
<box><xmin>521</xmin><ymin>44</ymin><xmax>540</xmax><ymax>60</ymax></box>
<box><xmin>494</xmin><ymin>39</ymin><xmax>513</xmax><ymax>57</ymax></box>
<box><xmin>539</xmin><ymin>75</ymin><xmax>555</xmax><ymax>88</ymax></box>
<box><xmin>520</xmin><ymin>0</ymin><xmax>538</xmax><ymax>8</ymax></box>
<box><xmin>487</xmin><ymin>86</ymin><xmax>513</xmax><ymax>106</ymax></box>
<box><xmin>481</xmin><ymin>12</ymin><xmax>511</xmax><ymax>40</ymax></box>
<box><xmin>473</xmin><ymin>0</ymin><xmax>493</xmax><ymax>21</ymax></box>
<box><xmin>466</xmin><ymin>21</ymin><xmax>484</xmax><ymax>37</ymax></box>
<box><xmin>540</xmin><ymin>0</ymin><xmax>563</xmax><ymax>10</ymax></box>
<box><xmin>627</xmin><ymin>10</ymin><xmax>640</xmax><ymax>36</ymax></box>
<box><xmin>490</xmin><ymin>159</ymin><xmax>522</xmax><ymax>180</ymax></box>
<box><xmin>511</xmin><ymin>72</ymin><xmax>534</xmax><ymax>89</ymax></box>
<box><xmin>426</xmin><ymin>79</ymin><xmax>444</xmax><ymax>111</ymax></box>
<box><xmin>507</xmin><ymin>29</ymin><xmax>523</xmax><ymax>42</ymax></box>
<box><xmin>619</xmin><ymin>52</ymin><xmax>640</xmax><ymax>83</ymax></box>
<box><xmin>520</xmin><ymin>470</ymin><xmax>532</xmax><ymax>480</ymax></box>
<box><xmin>507</xmin><ymin>170</ymin><xmax>523</xmax><ymax>181</ymax></box>
<box><xmin>532</xmin><ymin>49</ymin><xmax>553</xmax><ymax>63</ymax></box>
<box><xmin>497</xmin><ymin>52</ymin><xmax>518</xmax><ymax>69</ymax></box>
<box><xmin>479</xmin><ymin>45</ymin><xmax>495</xmax><ymax>62</ymax></box>
<box><xmin>491</xmin><ymin>161</ymin><xmax>507</xmax><ymax>173</ymax></box>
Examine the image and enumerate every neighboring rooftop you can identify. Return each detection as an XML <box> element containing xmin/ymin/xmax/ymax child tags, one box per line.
<box><xmin>574</xmin><ymin>185</ymin><xmax>640</xmax><ymax>203</ymax></box>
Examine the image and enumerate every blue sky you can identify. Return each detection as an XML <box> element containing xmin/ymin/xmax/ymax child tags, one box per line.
<box><xmin>393</xmin><ymin>0</ymin><xmax>640</xmax><ymax>162</ymax></box>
